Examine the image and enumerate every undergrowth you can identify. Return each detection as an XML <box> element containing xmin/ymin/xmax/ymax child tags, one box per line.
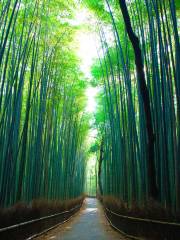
<box><xmin>100</xmin><ymin>195</ymin><xmax>180</xmax><ymax>222</ymax></box>
<box><xmin>0</xmin><ymin>195</ymin><xmax>85</xmax><ymax>228</ymax></box>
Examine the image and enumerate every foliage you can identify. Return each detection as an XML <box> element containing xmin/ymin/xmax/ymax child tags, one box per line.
<box><xmin>0</xmin><ymin>0</ymin><xmax>89</xmax><ymax>207</ymax></box>
<box><xmin>89</xmin><ymin>0</ymin><xmax>180</xmax><ymax>212</ymax></box>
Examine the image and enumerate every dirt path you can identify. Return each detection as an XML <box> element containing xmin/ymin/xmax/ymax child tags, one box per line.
<box><xmin>35</xmin><ymin>198</ymin><xmax>128</xmax><ymax>240</ymax></box>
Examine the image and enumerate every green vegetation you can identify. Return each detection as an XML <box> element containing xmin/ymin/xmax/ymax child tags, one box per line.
<box><xmin>85</xmin><ymin>0</ymin><xmax>180</xmax><ymax>212</ymax></box>
<box><xmin>0</xmin><ymin>0</ymin><xmax>89</xmax><ymax>208</ymax></box>
<box><xmin>0</xmin><ymin>0</ymin><xmax>179</xmax><ymax>222</ymax></box>
<box><xmin>85</xmin><ymin>155</ymin><xmax>97</xmax><ymax>196</ymax></box>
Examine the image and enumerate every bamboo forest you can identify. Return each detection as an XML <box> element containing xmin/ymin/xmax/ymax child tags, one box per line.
<box><xmin>0</xmin><ymin>0</ymin><xmax>179</xmax><ymax>239</ymax></box>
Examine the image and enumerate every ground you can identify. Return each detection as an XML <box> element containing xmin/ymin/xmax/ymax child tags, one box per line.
<box><xmin>35</xmin><ymin>198</ymin><xmax>128</xmax><ymax>240</ymax></box>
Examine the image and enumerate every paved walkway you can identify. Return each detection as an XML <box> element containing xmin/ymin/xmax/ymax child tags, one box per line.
<box><xmin>36</xmin><ymin>198</ymin><xmax>128</xmax><ymax>240</ymax></box>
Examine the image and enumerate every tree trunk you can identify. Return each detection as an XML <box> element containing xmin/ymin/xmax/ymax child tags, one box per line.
<box><xmin>118</xmin><ymin>0</ymin><xmax>158</xmax><ymax>200</ymax></box>
<box><xmin>98</xmin><ymin>140</ymin><xmax>104</xmax><ymax>195</ymax></box>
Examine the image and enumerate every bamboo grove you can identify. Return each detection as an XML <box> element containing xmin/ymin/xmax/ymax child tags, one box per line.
<box><xmin>0</xmin><ymin>0</ymin><xmax>89</xmax><ymax>208</ymax></box>
<box><xmin>86</xmin><ymin>0</ymin><xmax>180</xmax><ymax>212</ymax></box>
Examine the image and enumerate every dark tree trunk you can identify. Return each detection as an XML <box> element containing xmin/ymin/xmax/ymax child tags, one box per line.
<box><xmin>98</xmin><ymin>140</ymin><xmax>104</xmax><ymax>195</ymax></box>
<box><xmin>118</xmin><ymin>0</ymin><xmax>158</xmax><ymax>200</ymax></box>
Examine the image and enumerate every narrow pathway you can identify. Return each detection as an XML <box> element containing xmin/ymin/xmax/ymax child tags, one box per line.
<box><xmin>36</xmin><ymin>198</ymin><xmax>128</xmax><ymax>240</ymax></box>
